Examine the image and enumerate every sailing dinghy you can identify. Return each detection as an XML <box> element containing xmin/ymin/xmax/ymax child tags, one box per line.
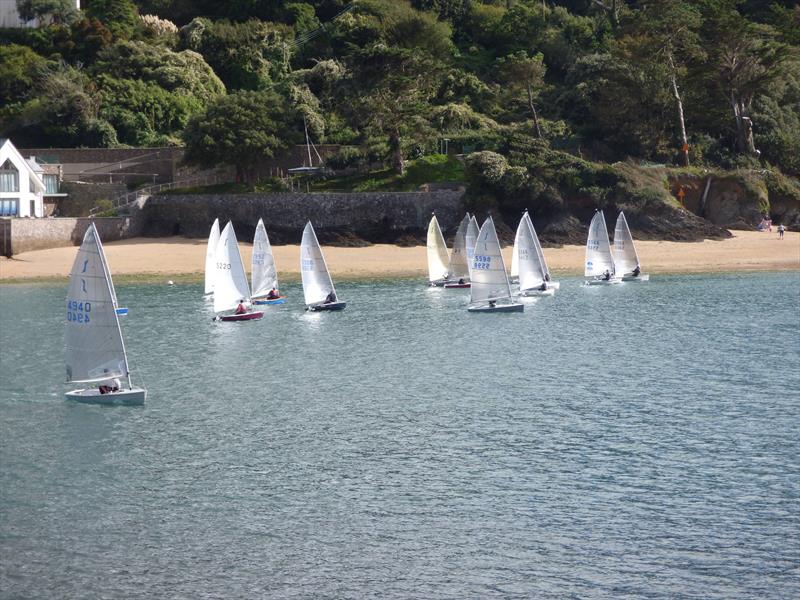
<box><xmin>468</xmin><ymin>216</ymin><xmax>523</xmax><ymax>313</ymax></box>
<box><xmin>204</xmin><ymin>218</ymin><xmax>221</xmax><ymax>298</ymax></box>
<box><xmin>213</xmin><ymin>221</ymin><xmax>263</xmax><ymax>321</ymax></box>
<box><xmin>301</xmin><ymin>221</ymin><xmax>346</xmax><ymax>311</ymax></box>
<box><xmin>251</xmin><ymin>218</ymin><xmax>286</xmax><ymax>304</ymax></box>
<box><xmin>426</xmin><ymin>214</ymin><xmax>451</xmax><ymax>286</ymax></box>
<box><xmin>465</xmin><ymin>214</ymin><xmax>479</xmax><ymax>282</ymax></box>
<box><xmin>65</xmin><ymin>223</ymin><xmax>146</xmax><ymax>405</ymax></box>
<box><xmin>585</xmin><ymin>210</ymin><xmax>621</xmax><ymax>285</ymax></box>
<box><xmin>444</xmin><ymin>213</ymin><xmax>471</xmax><ymax>288</ymax></box>
<box><xmin>517</xmin><ymin>212</ymin><xmax>555</xmax><ymax>297</ymax></box>
<box><xmin>613</xmin><ymin>211</ymin><xmax>649</xmax><ymax>281</ymax></box>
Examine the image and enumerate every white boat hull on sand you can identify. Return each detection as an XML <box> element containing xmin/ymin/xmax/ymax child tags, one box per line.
<box><xmin>468</xmin><ymin>303</ymin><xmax>524</xmax><ymax>313</ymax></box>
<box><xmin>65</xmin><ymin>387</ymin><xmax>146</xmax><ymax>406</ymax></box>
<box><xmin>519</xmin><ymin>287</ymin><xmax>556</xmax><ymax>297</ymax></box>
<box><xmin>622</xmin><ymin>273</ymin><xmax>650</xmax><ymax>282</ymax></box>
<box><xmin>585</xmin><ymin>278</ymin><xmax>623</xmax><ymax>286</ymax></box>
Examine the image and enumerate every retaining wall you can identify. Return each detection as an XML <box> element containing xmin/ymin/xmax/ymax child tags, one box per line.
<box><xmin>1</xmin><ymin>216</ymin><xmax>143</xmax><ymax>255</ymax></box>
<box><xmin>141</xmin><ymin>190</ymin><xmax>465</xmax><ymax>243</ymax></box>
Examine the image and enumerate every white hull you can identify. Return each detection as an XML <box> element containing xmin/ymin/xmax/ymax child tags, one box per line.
<box><xmin>546</xmin><ymin>281</ymin><xmax>560</xmax><ymax>290</ymax></box>
<box><xmin>468</xmin><ymin>303</ymin><xmax>524</xmax><ymax>313</ymax></box>
<box><xmin>65</xmin><ymin>387</ymin><xmax>146</xmax><ymax>406</ymax></box>
<box><xmin>622</xmin><ymin>273</ymin><xmax>650</xmax><ymax>282</ymax></box>
<box><xmin>585</xmin><ymin>278</ymin><xmax>622</xmax><ymax>286</ymax></box>
<box><xmin>519</xmin><ymin>287</ymin><xmax>555</xmax><ymax>297</ymax></box>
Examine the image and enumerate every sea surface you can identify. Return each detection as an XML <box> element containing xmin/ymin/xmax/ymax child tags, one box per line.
<box><xmin>1</xmin><ymin>273</ymin><xmax>799</xmax><ymax>599</ymax></box>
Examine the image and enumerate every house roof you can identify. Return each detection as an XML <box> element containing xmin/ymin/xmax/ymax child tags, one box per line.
<box><xmin>0</xmin><ymin>139</ymin><xmax>45</xmax><ymax>192</ymax></box>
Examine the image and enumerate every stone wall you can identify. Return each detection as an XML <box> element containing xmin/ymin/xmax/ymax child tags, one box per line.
<box><xmin>3</xmin><ymin>216</ymin><xmax>143</xmax><ymax>255</ymax></box>
<box><xmin>57</xmin><ymin>182</ymin><xmax>128</xmax><ymax>217</ymax></box>
<box><xmin>141</xmin><ymin>190</ymin><xmax>465</xmax><ymax>243</ymax></box>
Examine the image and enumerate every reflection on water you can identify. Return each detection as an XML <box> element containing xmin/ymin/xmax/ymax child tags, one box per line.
<box><xmin>1</xmin><ymin>272</ymin><xmax>799</xmax><ymax>599</ymax></box>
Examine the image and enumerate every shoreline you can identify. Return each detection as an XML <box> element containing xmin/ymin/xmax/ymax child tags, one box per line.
<box><xmin>1</xmin><ymin>230</ymin><xmax>798</xmax><ymax>284</ymax></box>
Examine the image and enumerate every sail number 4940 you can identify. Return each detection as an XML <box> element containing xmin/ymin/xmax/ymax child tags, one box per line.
<box><xmin>66</xmin><ymin>299</ymin><xmax>91</xmax><ymax>323</ymax></box>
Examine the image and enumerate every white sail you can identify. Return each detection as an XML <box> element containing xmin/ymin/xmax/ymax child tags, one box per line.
<box><xmin>447</xmin><ymin>214</ymin><xmax>471</xmax><ymax>280</ymax></box>
<box><xmin>613</xmin><ymin>211</ymin><xmax>640</xmax><ymax>275</ymax></box>
<box><xmin>426</xmin><ymin>215</ymin><xmax>450</xmax><ymax>283</ymax></box>
<box><xmin>251</xmin><ymin>218</ymin><xmax>279</xmax><ymax>298</ymax></box>
<box><xmin>585</xmin><ymin>211</ymin><xmax>616</xmax><ymax>277</ymax></box>
<box><xmin>301</xmin><ymin>221</ymin><xmax>336</xmax><ymax>306</ymax></box>
<box><xmin>465</xmin><ymin>215</ymin><xmax>479</xmax><ymax>280</ymax></box>
<box><xmin>470</xmin><ymin>216</ymin><xmax>513</xmax><ymax>305</ymax></box>
<box><xmin>204</xmin><ymin>218</ymin><xmax>221</xmax><ymax>295</ymax></box>
<box><xmin>65</xmin><ymin>223</ymin><xmax>129</xmax><ymax>383</ymax></box>
<box><xmin>528</xmin><ymin>213</ymin><xmax>551</xmax><ymax>281</ymax></box>
<box><xmin>517</xmin><ymin>214</ymin><xmax>547</xmax><ymax>291</ymax></box>
<box><xmin>93</xmin><ymin>232</ymin><xmax>119</xmax><ymax>308</ymax></box>
<box><xmin>213</xmin><ymin>221</ymin><xmax>252</xmax><ymax>314</ymax></box>
<box><xmin>510</xmin><ymin>216</ymin><xmax>522</xmax><ymax>278</ymax></box>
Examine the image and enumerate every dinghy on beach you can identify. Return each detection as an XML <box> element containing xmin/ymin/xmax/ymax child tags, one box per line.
<box><xmin>444</xmin><ymin>213</ymin><xmax>471</xmax><ymax>288</ymax></box>
<box><xmin>426</xmin><ymin>214</ymin><xmax>451</xmax><ymax>287</ymax></box>
<box><xmin>251</xmin><ymin>218</ymin><xmax>286</xmax><ymax>305</ymax></box>
<box><xmin>204</xmin><ymin>218</ymin><xmax>221</xmax><ymax>298</ymax></box>
<box><xmin>468</xmin><ymin>216</ymin><xmax>523</xmax><ymax>313</ymax></box>
<box><xmin>614</xmin><ymin>211</ymin><xmax>649</xmax><ymax>282</ymax></box>
<box><xmin>213</xmin><ymin>221</ymin><xmax>263</xmax><ymax>322</ymax></box>
<box><xmin>301</xmin><ymin>221</ymin><xmax>346</xmax><ymax>311</ymax></box>
<box><xmin>65</xmin><ymin>223</ymin><xmax>146</xmax><ymax>405</ymax></box>
<box><xmin>585</xmin><ymin>210</ymin><xmax>622</xmax><ymax>285</ymax></box>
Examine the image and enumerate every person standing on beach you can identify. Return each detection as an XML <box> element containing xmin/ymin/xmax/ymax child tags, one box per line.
<box><xmin>778</xmin><ymin>224</ymin><xmax>785</xmax><ymax>240</ymax></box>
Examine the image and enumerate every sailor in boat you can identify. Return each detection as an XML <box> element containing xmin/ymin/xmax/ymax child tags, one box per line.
<box><xmin>488</xmin><ymin>300</ymin><xmax>496</xmax><ymax>308</ymax></box>
<box><xmin>632</xmin><ymin>265</ymin><xmax>641</xmax><ymax>277</ymax></box>
<box><xmin>458</xmin><ymin>278</ymin><xmax>465</xmax><ymax>285</ymax></box>
<box><xmin>99</xmin><ymin>375</ymin><xmax>121</xmax><ymax>395</ymax></box>
<box><xmin>267</xmin><ymin>288</ymin><xmax>280</xmax><ymax>300</ymax></box>
<box><xmin>324</xmin><ymin>290</ymin><xmax>337</xmax><ymax>304</ymax></box>
<box><xmin>539</xmin><ymin>282</ymin><xmax>547</xmax><ymax>291</ymax></box>
<box><xmin>235</xmin><ymin>299</ymin><xmax>248</xmax><ymax>315</ymax></box>
<box><xmin>602</xmin><ymin>270</ymin><xmax>611</xmax><ymax>281</ymax></box>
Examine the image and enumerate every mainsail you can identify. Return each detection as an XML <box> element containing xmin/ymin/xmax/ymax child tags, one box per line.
<box><xmin>65</xmin><ymin>223</ymin><xmax>129</xmax><ymax>383</ymax></box>
<box><xmin>470</xmin><ymin>216</ymin><xmax>513</xmax><ymax>305</ymax></box>
<box><xmin>426</xmin><ymin>215</ymin><xmax>450</xmax><ymax>283</ymax></box>
<box><xmin>251</xmin><ymin>218</ymin><xmax>278</xmax><ymax>298</ymax></box>
<box><xmin>528</xmin><ymin>213</ymin><xmax>551</xmax><ymax>281</ymax></box>
<box><xmin>510</xmin><ymin>215</ymin><xmax>523</xmax><ymax>279</ymax></box>
<box><xmin>213</xmin><ymin>221</ymin><xmax>252</xmax><ymax>314</ymax></box>
<box><xmin>517</xmin><ymin>214</ymin><xmax>547</xmax><ymax>291</ymax></box>
<box><xmin>301</xmin><ymin>221</ymin><xmax>336</xmax><ymax>306</ymax></box>
<box><xmin>613</xmin><ymin>211</ymin><xmax>640</xmax><ymax>275</ymax></box>
<box><xmin>585</xmin><ymin>210</ymin><xmax>616</xmax><ymax>277</ymax></box>
<box><xmin>465</xmin><ymin>215</ymin><xmax>479</xmax><ymax>280</ymax></box>
<box><xmin>204</xmin><ymin>218</ymin><xmax>221</xmax><ymax>295</ymax></box>
<box><xmin>447</xmin><ymin>214</ymin><xmax>471</xmax><ymax>281</ymax></box>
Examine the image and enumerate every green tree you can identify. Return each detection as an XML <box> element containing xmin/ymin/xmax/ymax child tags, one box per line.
<box><xmin>497</xmin><ymin>51</ymin><xmax>546</xmax><ymax>138</ymax></box>
<box><xmin>0</xmin><ymin>44</ymin><xmax>50</xmax><ymax>109</ymax></box>
<box><xmin>182</xmin><ymin>90</ymin><xmax>297</xmax><ymax>182</ymax></box>
<box><xmin>16</xmin><ymin>0</ymin><xmax>78</xmax><ymax>24</ymax></box>
<box><xmin>84</xmin><ymin>0</ymin><xmax>139</xmax><ymax>39</ymax></box>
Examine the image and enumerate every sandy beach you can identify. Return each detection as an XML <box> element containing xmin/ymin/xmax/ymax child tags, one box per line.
<box><xmin>1</xmin><ymin>230</ymin><xmax>798</xmax><ymax>283</ymax></box>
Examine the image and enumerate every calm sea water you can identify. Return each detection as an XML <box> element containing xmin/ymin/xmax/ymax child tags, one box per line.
<box><xmin>1</xmin><ymin>273</ymin><xmax>799</xmax><ymax>599</ymax></box>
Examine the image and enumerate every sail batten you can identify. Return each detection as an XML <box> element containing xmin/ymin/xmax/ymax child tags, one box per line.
<box><xmin>65</xmin><ymin>224</ymin><xmax>129</xmax><ymax>383</ymax></box>
<box><xmin>252</xmin><ymin>218</ymin><xmax>279</xmax><ymax>297</ymax></box>
<box><xmin>613</xmin><ymin>211</ymin><xmax>640</xmax><ymax>275</ymax></box>
<box><xmin>585</xmin><ymin>211</ymin><xmax>616</xmax><ymax>277</ymax></box>
<box><xmin>470</xmin><ymin>216</ymin><xmax>513</xmax><ymax>305</ymax></box>
<box><xmin>213</xmin><ymin>222</ymin><xmax>252</xmax><ymax>314</ymax></box>
<box><xmin>301</xmin><ymin>222</ymin><xmax>336</xmax><ymax>306</ymax></box>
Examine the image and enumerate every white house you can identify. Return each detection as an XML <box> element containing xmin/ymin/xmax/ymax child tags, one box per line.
<box><xmin>0</xmin><ymin>0</ymin><xmax>80</xmax><ymax>28</ymax></box>
<box><xmin>0</xmin><ymin>139</ymin><xmax>45</xmax><ymax>217</ymax></box>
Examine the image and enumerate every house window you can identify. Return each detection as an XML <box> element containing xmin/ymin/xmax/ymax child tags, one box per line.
<box><xmin>0</xmin><ymin>199</ymin><xmax>19</xmax><ymax>216</ymax></box>
<box><xmin>0</xmin><ymin>160</ymin><xmax>19</xmax><ymax>192</ymax></box>
<box><xmin>43</xmin><ymin>174</ymin><xmax>59</xmax><ymax>194</ymax></box>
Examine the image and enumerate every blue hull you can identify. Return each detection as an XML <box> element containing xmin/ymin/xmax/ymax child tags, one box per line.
<box><xmin>253</xmin><ymin>297</ymin><xmax>286</xmax><ymax>305</ymax></box>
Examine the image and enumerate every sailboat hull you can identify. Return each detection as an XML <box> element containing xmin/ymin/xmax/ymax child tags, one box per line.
<box><xmin>585</xmin><ymin>278</ymin><xmax>622</xmax><ymax>286</ymax></box>
<box><xmin>218</xmin><ymin>311</ymin><xmax>264</xmax><ymax>321</ymax></box>
<box><xmin>468</xmin><ymin>303</ymin><xmax>524</xmax><ymax>313</ymax></box>
<box><xmin>519</xmin><ymin>287</ymin><xmax>555</xmax><ymax>297</ymax></box>
<box><xmin>253</xmin><ymin>297</ymin><xmax>286</xmax><ymax>305</ymax></box>
<box><xmin>309</xmin><ymin>302</ymin><xmax>346</xmax><ymax>311</ymax></box>
<box><xmin>66</xmin><ymin>387</ymin><xmax>146</xmax><ymax>406</ymax></box>
<box><xmin>622</xmin><ymin>273</ymin><xmax>650</xmax><ymax>282</ymax></box>
<box><xmin>546</xmin><ymin>281</ymin><xmax>561</xmax><ymax>290</ymax></box>
<box><xmin>444</xmin><ymin>282</ymin><xmax>471</xmax><ymax>289</ymax></box>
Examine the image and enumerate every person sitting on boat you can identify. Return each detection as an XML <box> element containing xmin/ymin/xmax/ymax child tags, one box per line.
<box><xmin>488</xmin><ymin>300</ymin><xmax>496</xmax><ymax>308</ymax></box>
<box><xmin>544</xmin><ymin>273</ymin><xmax>551</xmax><ymax>282</ymax></box>
<box><xmin>99</xmin><ymin>377</ymin><xmax>121</xmax><ymax>394</ymax></box>
<box><xmin>602</xmin><ymin>270</ymin><xmax>611</xmax><ymax>281</ymax></box>
<box><xmin>632</xmin><ymin>265</ymin><xmax>641</xmax><ymax>277</ymax></box>
<box><xmin>267</xmin><ymin>288</ymin><xmax>280</xmax><ymax>300</ymax></box>
<box><xmin>325</xmin><ymin>290</ymin><xmax>337</xmax><ymax>304</ymax></box>
<box><xmin>458</xmin><ymin>278</ymin><xmax>465</xmax><ymax>285</ymax></box>
<box><xmin>235</xmin><ymin>300</ymin><xmax>247</xmax><ymax>315</ymax></box>
<box><xmin>539</xmin><ymin>282</ymin><xmax>547</xmax><ymax>291</ymax></box>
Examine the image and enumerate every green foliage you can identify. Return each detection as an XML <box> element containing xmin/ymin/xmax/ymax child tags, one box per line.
<box><xmin>0</xmin><ymin>45</ymin><xmax>50</xmax><ymax>109</ymax></box>
<box><xmin>182</xmin><ymin>90</ymin><xmax>298</xmax><ymax>182</ymax></box>
<box><xmin>16</xmin><ymin>0</ymin><xmax>79</xmax><ymax>24</ymax></box>
<box><xmin>84</xmin><ymin>0</ymin><xmax>139</xmax><ymax>39</ymax></box>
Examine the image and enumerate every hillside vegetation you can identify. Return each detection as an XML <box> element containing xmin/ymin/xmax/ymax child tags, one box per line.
<box><xmin>1</xmin><ymin>0</ymin><xmax>799</xmax><ymax>233</ymax></box>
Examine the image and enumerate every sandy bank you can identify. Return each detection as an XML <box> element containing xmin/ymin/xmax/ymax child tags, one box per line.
<box><xmin>1</xmin><ymin>230</ymin><xmax>798</xmax><ymax>283</ymax></box>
